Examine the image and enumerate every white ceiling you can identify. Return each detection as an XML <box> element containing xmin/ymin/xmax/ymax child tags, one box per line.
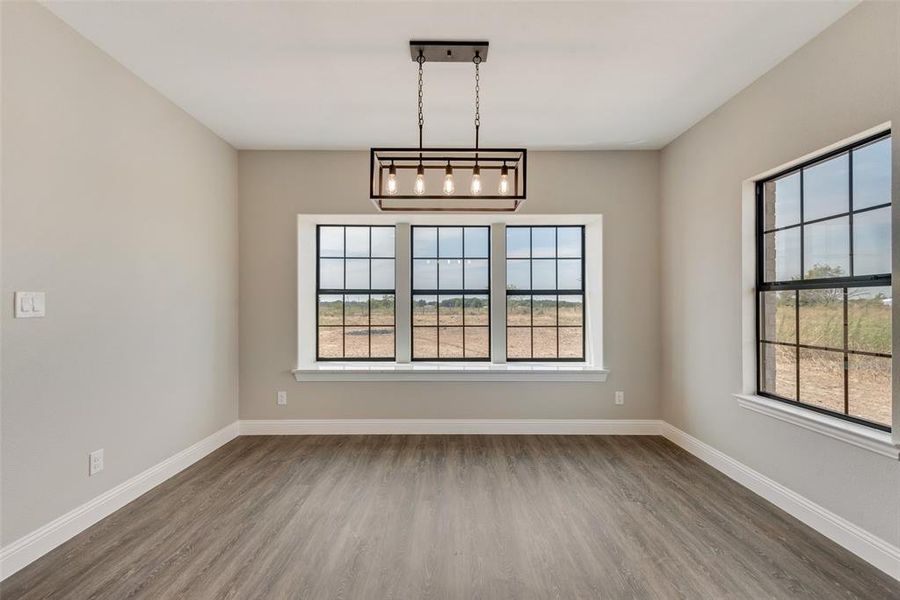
<box><xmin>44</xmin><ymin>1</ymin><xmax>857</xmax><ymax>150</ymax></box>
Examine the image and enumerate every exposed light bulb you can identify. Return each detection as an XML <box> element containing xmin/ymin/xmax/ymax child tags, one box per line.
<box><xmin>443</xmin><ymin>163</ymin><xmax>455</xmax><ymax>196</ymax></box>
<box><xmin>386</xmin><ymin>163</ymin><xmax>398</xmax><ymax>196</ymax></box>
<box><xmin>470</xmin><ymin>165</ymin><xmax>482</xmax><ymax>195</ymax></box>
<box><xmin>498</xmin><ymin>163</ymin><xmax>510</xmax><ymax>196</ymax></box>
<box><xmin>414</xmin><ymin>163</ymin><xmax>426</xmax><ymax>196</ymax></box>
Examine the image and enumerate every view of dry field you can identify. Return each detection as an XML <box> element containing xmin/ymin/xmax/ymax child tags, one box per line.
<box><xmin>760</xmin><ymin>286</ymin><xmax>891</xmax><ymax>426</ymax></box>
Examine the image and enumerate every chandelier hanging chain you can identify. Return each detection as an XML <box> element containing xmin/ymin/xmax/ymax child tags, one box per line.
<box><xmin>417</xmin><ymin>51</ymin><xmax>425</xmax><ymax>154</ymax></box>
<box><xmin>473</xmin><ymin>53</ymin><xmax>481</xmax><ymax>151</ymax></box>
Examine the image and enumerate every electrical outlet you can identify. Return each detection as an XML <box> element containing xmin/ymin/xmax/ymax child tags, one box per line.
<box><xmin>277</xmin><ymin>391</ymin><xmax>287</xmax><ymax>406</ymax></box>
<box><xmin>89</xmin><ymin>449</ymin><xmax>104</xmax><ymax>476</ymax></box>
<box><xmin>615</xmin><ymin>391</ymin><xmax>625</xmax><ymax>405</ymax></box>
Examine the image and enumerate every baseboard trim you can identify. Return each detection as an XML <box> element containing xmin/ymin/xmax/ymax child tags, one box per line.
<box><xmin>238</xmin><ymin>418</ymin><xmax>664</xmax><ymax>436</ymax></box>
<box><xmin>660</xmin><ymin>422</ymin><xmax>900</xmax><ymax>582</ymax></box>
<box><xmin>0</xmin><ymin>422</ymin><xmax>239</xmax><ymax>581</ymax></box>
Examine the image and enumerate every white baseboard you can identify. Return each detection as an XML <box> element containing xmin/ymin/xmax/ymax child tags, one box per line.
<box><xmin>660</xmin><ymin>422</ymin><xmax>900</xmax><ymax>582</ymax></box>
<box><xmin>238</xmin><ymin>418</ymin><xmax>664</xmax><ymax>436</ymax></box>
<box><xmin>0</xmin><ymin>422</ymin><xmax>239</xmax><ymax>581</ymax></box>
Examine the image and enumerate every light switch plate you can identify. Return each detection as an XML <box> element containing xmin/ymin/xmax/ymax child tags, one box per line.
<box><xmin>14</xmin><ymin>292</ymin><xmax>46</xmax><ymax>318</ymax></box>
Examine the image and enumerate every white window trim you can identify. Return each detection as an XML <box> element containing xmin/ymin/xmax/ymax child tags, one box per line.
<box><xmin>295</xmin><ymin>214</ymin><xmax>608</xmax><ymax>382</ymax></box>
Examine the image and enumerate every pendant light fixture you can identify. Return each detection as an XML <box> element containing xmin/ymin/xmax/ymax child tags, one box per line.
<box><xmin>370</xmin><ymin>41</ymin><xmax>527</xmax><ymax>212</ymax></box>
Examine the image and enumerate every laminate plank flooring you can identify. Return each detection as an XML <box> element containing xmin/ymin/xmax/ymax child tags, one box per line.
<box><xmin>3</xmin><ymin>435</ymin><xmax>898</xmax><ymax>599</ymax></box>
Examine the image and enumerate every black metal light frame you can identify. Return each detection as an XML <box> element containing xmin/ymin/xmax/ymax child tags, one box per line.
<box><xmin>754</xmin><ymin>130</ymin><xmax>892</xmax><ymax>432</ymax></box>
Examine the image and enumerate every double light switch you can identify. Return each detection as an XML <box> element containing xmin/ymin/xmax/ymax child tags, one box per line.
<box><xmin>14</xmin><ymin>292</ymin><xmax>46</xmax><ymax>318</ymax></box>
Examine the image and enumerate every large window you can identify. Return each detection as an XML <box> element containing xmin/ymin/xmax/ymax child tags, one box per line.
<box><xmin>506</xmin><ymin>226</ymin><xmax>585</xmax><ymax>361</ymax></box>
<box><xmin>317</xmin><ymin>225</ymin><xmax>396</xmax><ymax>360</ymax></box>
<box><xmin>411</xmin><ymin>226</ymin><xmax>491</xmax><ymax>360</ymax></box>
<box><xmin>757</xmin><ymin>132</ymin><xmax>892</xmax><ymax>430</ymax></box>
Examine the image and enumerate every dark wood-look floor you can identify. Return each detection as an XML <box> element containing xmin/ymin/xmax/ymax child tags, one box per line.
<box><xmin>3</xmin><ymin>436</ymin><xmax>898</xmax><ymax>599</ymax></box>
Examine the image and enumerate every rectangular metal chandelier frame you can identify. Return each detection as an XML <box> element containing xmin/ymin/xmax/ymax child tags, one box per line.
<box><xmin>370</xmin><ymin>147</ymin><xmax>526</xmax><ymax>212</ymax></box>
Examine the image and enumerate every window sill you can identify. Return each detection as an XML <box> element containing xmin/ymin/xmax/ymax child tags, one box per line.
<box><xmin>293</xmin><ymin>363</ymin><xmax>609</xmax><ymax>382</ymax></box>
<box><xmin>734</xmin><ymin>394</ymin><xmax>898</xmax><ymax>460</ymax></box>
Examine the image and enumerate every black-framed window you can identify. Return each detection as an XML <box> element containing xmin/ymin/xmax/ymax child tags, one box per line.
<box><xmin>757</xmin><ymin>132</ymin><xmax>892</xmax><ymax>431</ymax></box>
<box><xmin>317</xmin><ymin>225</ymin><xmax>396</xmax><ymax>360</ymax></box>
<box><xmin>412</xmin><ymin>226</ymin><xmax>491</xmax><ymax>360</ymax></box>
<box><xmin>506</xmin><ymin>226</ymin><xmax>585</xmax><ymax>361</ymax></box>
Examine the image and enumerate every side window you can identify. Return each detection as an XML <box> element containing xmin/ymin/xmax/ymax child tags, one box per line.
<box><xmin>317</xmin><ymin>225</ymin><xmax>396</xmax><ymax>360</ymax></box>
<box><xmin>506</xmin><ymin>226</ymin><xmax>585</xmax><ymax>361</ymax></box>
<box><xmin>757</xmin><ymin>133</ymin><xmax>892</xmax><ymax>430</ymax></box>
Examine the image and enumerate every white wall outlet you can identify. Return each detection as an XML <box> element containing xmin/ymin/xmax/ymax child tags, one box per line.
<box><xmin>14</xmin><ymin>291</ymin><xmax>46</xmax><ymax>318</ymax></box>
<box><xmin>89</xmin><ymin>449</ymin><xmax>104</xmax><ymax>476</ymax></box>
<box><xmin>277</xmin><ymin>391</ymin><xmax>287</xmax><ymax>406</ymax></box>
<box><xmin>615</xmin><ymin>391</ymin><xmax>625</xmax><ymax>405</ymax></box>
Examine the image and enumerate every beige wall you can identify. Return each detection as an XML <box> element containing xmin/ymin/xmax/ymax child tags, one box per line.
<box><xmin>1</xmin><ymin>2</ymin><xmax>239</xmax><ymax>544</ymax></box>
<box><xmin>660</xmin><ymin>1</ymin><xmax>900</xmax><ymax>546</ymax></box>
<box><xmin>239</xmin><ymin>150</ymin><xmax>660</xmax><ymax>420</ymax></box>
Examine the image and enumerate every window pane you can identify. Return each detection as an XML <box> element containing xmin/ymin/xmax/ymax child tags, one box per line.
<box><xmin>413</xmin><ymin>259</ymin><xmax>437</xmax><ymax>289</ymax></box>
<box><xmin>319</xmin><ymin>227</ymin><xmax>343</xmax><ymax>257</ymax></box>
<box><xmin>507</xmin><ymin>260</ymin><xmax>530</xmax><ymax>290</ymax></box>
<box><xmin>799</xmin><ymin>289</ymin><xmax>843</xmax><ymax>350</ymax></box>
<box><xmin>439</xmin><ymin>227</ymin><xmax>463</xmax><ymax>257</ymax></box>
<box><xmin>763</xmin><ymin>173</ymin><xmax>801</xmax><ymax>230</ymax></box>
<box><xmin>464</xmin><ymin>227</ymin><xmax>489</xmax><ymax>258</ymax></box>
<box><xmin>345</xmin><ymin>259</ymin><xmax>369</xmax><ymax>289</ymax></box>
<box><xmin>413</xmin><ymin>295</ymin><xmax>437</xmax><ymax>325</ymax></box>
<box><xmin>464</xmin><ymin>259</ymin><xmax>489</xmax><ymax>290</ymax></box>
<box><xmin>532</xmin><ymin>260</ymin><xmax>556</xmax><ymax>290</ymax></box>
<box><xmin>413</xmin><ymin>227</ymin><xmax>437</xmax><ymax>257</ymax></box>
<box><xmin>853</xmin><ymin>138</ymin><xmax>891</xmax><ymax>210</ymax></box>
<box><xmin>853</xmin><ymin>207</ymin><xmax>890</xmax><ymax>276</ymax></box>
<box><xmin>507</xmin><ymin>296</ymin><xmax>531</xmax><ymax>325</ymax></box>
<box><xmin>318</xmin><ymin>294</ymin><xmax>343</xmax><ymax>326</ymax></box>
<box><xmin>345</xmin><ymin>227</ymin><xmax>369</xmax><ymax>257</ymax></box>
<box><xmin>319</xmin><ymin>258</ymin><xmax>344</xmax><ymax>289</ymax></box>
<box><xmin>558</xmin><ymin>260</ymin><xmax>582</xmax><ymax>289</ymax></box>
<box><xmin>762</xmin><ymin>228</ymin><xmax>800</xmax><ymax>282</ymax></box>
<box><xmin>803</xmin><ymin>153</ymin><xmax>849</xmax><ymax>221</ymax></box>
<box><xmin>438</xmin><ymin>295</ymin><xmax>463</xmax><ymax>325</ymax></box>
<box><xmin>532</xmin><ymin>227</ymin><xmax>556</xmax><ymax>258</ymax></box>
<box><xmin>759</xmin><ymin>290</ymin><xmax>795</xmax><ymax>344</ymax></box>
<box><xmin>413</xmin><ymin>327</ymin><xmax>437</xmax><ymax>358</ymax></box>
<box><xmin>507</xmin><ymin>228</ymin><xmax>530</xmax><ymax>258</ymax></box>
<box><xmin>439</xmin><ymin>259</ymin><xmax>463</xmax><ymax>289</ymax></box>
<box><xmin>847</xmin><ymin>286</ymin><xmax>891</xmax><ymax>354</ymax></box>
<box><xmin>559</xmin><ymin>327</ymin><xmax>583</xmax><ymax>358</ymax></box>
<box><xmin>798</xmin><ymin>348</ymin><xmax>843</xmax><ymax>413</ymax></box>
<box><xmin>804</xmin><ymin>216</ymin><xmax>849</xmax><ymax>278</ymax></box>
<box><xmin>371</xmin><ymin>259</ymin><xmax>394</xmax><ymax>289</ymax></box>
<box><xmin>464</xmin><ymin>295</ymin><xmax>489</xmax><ymax>325</ymax></box>
<box><xmin>848</xmin><ymin>354</ymin><xmax>891</xmax><ymax>427</ymax></box>
<box><xmin>557</xmin><ymin>227</ymin><xmax>582</xmax><ymax>258</ymax></box>
<box><xmin>318</xmin><ymin>327</ymin><xmax>342</xmax><ymax>358</ymax></box>
<box><xmin>344</xmin><ymin>327</ymin><xmax>369</xmax><ymax>358</ymax></box>
<box><xmin>344</xmin><ymin>294</ymin><xmax>368</xmax><ymax>326</ymax></box>
<box><xmin>371</xmin><ymin>327</ymin><xmax>394</xmax><ymax>358</ymax></box>
<box><xmin>370</xmin><ymin>294</ymin><xmax>394</xmax><ymax>326</ymax></box>
<box><xmin>439</xmin><ymin>327</ymin><xmax>464</xmax><ymax>358</ymax></box>
<box><xmin>533</xmin><ymin>296</ymin><xmax>557</xmax><ymax>326</ymax></box>
<box><xmin>465</xmin><ymin>327</ymin><xmax>489</xmax><ymax>358</ymax></box>
<box><xmin>533</xmin><ymin>327</ymin><xmax>558</xmax><ymax>359</ymax></box>
<box><xmin>558</xmin><ymin>295</ymin><xmax>583</xmax><ymax>326</ymax></box>
<box><xmin>507</xmin><ymin>327</ymin><xmax>531</xmax><ymax>359</ymax></box>
<box><xmin>760</xmin><ymin>342</ymin><xmax>796</xmax><ymax>400</ymax></box>
<box><xmin>371</xmin><ymin>227</ymin><xmax>395</xmax><ymax>258</ymax></box>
